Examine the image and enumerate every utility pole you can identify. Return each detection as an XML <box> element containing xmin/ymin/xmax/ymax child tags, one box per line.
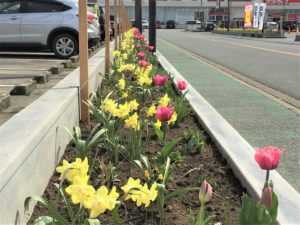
<box><xmin>149</xmin><ymin>0</ymin><xmax>156</xmax><ymax>51</ymax></box>
<box><xmin>227</xmin><ymin>0</ymin><xmax>230</xmax><ymax>31</ymax></box>
<box><xmin>135</xmin><ymin>0</ymin><xmax>142</xmax><ymax>33</ymax></box>
<box><xmin>78</xmin><ymin>0</ymin><xmax>89</xmax><ymax>122</ymax></box>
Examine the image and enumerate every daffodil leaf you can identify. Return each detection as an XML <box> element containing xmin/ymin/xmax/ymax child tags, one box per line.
<box><xmin>165</xmin><ymin>187</ymin><xmax>199</xmax><ymax>203</ymax></box>
<box><xmin>83</xmin><ymin>218</ymin><xmax>101</xmax><ymax>225</ymax></box>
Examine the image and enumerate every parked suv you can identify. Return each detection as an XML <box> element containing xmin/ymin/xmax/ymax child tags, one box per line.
<box><xmin>0</xmin><ymin>0</ymin><xmax>100</xmax><ymax>58</ymax></box>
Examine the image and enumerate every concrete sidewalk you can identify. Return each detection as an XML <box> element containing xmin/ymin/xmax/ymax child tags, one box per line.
<box><xmin>157</xmin><ymin>40</ymin><xmax>300</xmax><ymax>192</ymax></box>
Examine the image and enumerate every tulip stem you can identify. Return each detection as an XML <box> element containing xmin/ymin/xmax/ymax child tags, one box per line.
<box><xmin>266</xmin><ymin>170</ymin><xmax>270</xmax><ymax>183</ymax></box>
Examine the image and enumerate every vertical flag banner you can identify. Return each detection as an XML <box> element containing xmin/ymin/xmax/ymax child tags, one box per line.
<box><xmin>244</xmin><ymin>3</ymin><xmax>253</xmax><ymax>28</ymax></box>
<box><xmin>258</xmin><ymin>3</ymin><xmax>266</xmax><ymax>30</ymax></box>
<box><xmin>253</xmin><ymin>3</ymin><xmax>259</xmax><ymax>28</ymax></box>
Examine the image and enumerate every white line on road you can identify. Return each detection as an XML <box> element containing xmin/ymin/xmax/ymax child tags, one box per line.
<box><xmin>186</xmin><ymin>35</ymin><xmax>300</xmax><ymax>57</ymax></box>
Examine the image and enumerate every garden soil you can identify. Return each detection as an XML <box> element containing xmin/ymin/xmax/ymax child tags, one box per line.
<box><xmin>28</xmin><ymin>115</ymin><xmax>246</xmax><ymax>225</ymax></box>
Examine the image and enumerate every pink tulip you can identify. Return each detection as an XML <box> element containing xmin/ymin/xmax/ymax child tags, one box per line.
<box><xmin>153</xmin><ymin>75</ymin><xmax>168</xmax><ymax>86</ymax></box>
<box><xmin>261</xmin><ymin>186</ymin><xmax>272</xmax><ymax>209</ymax></box>
<box><xmin>134</xmin><ymin>34</ymin><xmax>140</xmax><ymax>40</ymax></box>
<box><xmin>177</xmin><ymin>80</ymin><xmax>187</xmax><ymax>90</ymax></box>
<box><xmin>136</xmin><ymin>43</ymin><xmax>141</xmax><ymax>49</ymax></box>
<box><xmin>140</xmin><ymin>34</ymin><xmax>145</xmax><ymax>40</ymax></box>
<box><xmin>199</xmin><ymin>180</ymin><xmax>212</xmax><ymax>203</ymax></box>
<box><xmin>139</xmin><ymin>60</ymin><xmax>150</xmax><ymax>67</ymax></box>
<box><xmin>254</xmin><ymin>146</ymin><xmax>285</xmax><ymax>170</ymax></box>
<box><xmin>137</xmin><ymin>52</ymin><xmax>146</xmax><ymax>59</ymax></box>
<box><xmin>148</xmin><ymin>46</ymin><xmax>155</xmax><ymax>52</ymax></box>
<box><xmin>155</xmin><ymin>106</ymin><xmax>174</xmax><ymax>122</ymax></box>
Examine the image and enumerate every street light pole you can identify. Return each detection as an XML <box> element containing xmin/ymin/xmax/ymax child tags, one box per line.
<box><xmin>227</xmin><ymin>0</ymin><xmax>230</xmax><ymax>31</ymax></box>
<box><xmin>135</xmin><ymin>0</ymin><xmax>142</xmax><ymax>33</ymax></box>
<box><xmin>149</xmin><ymin>0</ymin><xmax>156</xmax><ymax>51</ymax></box>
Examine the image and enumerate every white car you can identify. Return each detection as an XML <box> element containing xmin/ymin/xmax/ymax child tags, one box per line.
<box><xmin>185</xmin><ymin>20</ymin><xmax>203</xmax><ymax>32</ymax></box>
<box><xmin>0</xmin><ymin>0</ymin><xmax>100</xmax><ymax>58</ymax></box>
<box><xmin>142</xmin><ymin>19</ymin><xmax>149</xmax><ymax>29</ymax></box>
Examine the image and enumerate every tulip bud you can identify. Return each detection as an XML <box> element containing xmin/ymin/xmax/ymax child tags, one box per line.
<box><xmin>199</xmin><ymin>180</ymin><xmax>212</xmax><ymax>204</ymax></box>
<box><xmin>261</xmin><ymin>186</ymin><xmax>272</xmax><ymax>209</ymax></box>
<box><xmin>136</xmin><ymin>43</ymin><xmax>141</xmax><ymax>49</ymax></box>
<box><xmin>176</xmin><ymin>80</ymin><xmax>187</xmax><ymax>90</ymax></box>
<box><xmin>148</xmin><ymin>46</ymin><xmax>155</xmax><ymax>52</ymax></box>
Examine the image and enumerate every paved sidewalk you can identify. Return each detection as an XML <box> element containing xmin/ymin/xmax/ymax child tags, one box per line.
<box><xmin>157</xmin><ymin>40</ymin><xmax>300</xmax><ymax>192</ymax></box>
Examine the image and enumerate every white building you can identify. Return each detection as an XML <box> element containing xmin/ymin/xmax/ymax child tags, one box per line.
<box><xmin>98</xmin><ymin>0</ymin><xmax>300</xmax><ymax>27</ymax></box>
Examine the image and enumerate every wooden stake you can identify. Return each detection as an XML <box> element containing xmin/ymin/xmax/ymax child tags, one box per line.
<box><xmin>114</xmin><ymin>0</ymin><xmax>118</xmax><ymax>50</ymax></box>
<box><xmin>119</xmin><ymin>0</ymin><xmax>123</xmax><ymax>46</ymax></box>
<box><xmin>78</xmin><ymin>0</ymin><xmax>89</xmax><ymax>123</ymax></box>
<box><xmin>105</xmin><ymin>0</ymin><xmax>110</xmax><ymax>74</ymax></box>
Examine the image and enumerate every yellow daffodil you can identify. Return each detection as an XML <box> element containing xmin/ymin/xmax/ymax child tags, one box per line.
<box><xmin>136</xmin><ymin>183</ymin><xmax>158</xmax><ymax>207</ymax></box>
<box><xmin>121</xmin><ymin>177</ymin><xmax>142</xmax><ymax>201</ymax></box>
<box><xmin>125</xmin><ymin>113</ymin><xmax>140</xmax><ymax>130</ymax></box>
<box><xmin>122</xmin><ymin>53</ymin><xmax>128</xmax><ymax>60</ymax></box>
<box><xmin>122</xmin><ymin>92</ymin><xmax>128</xmax><ymax>98</ymax></box>
<box><xmin>101</xmin><ymin>99</ymin><xmax>117</xmax><ymax>115</ymax></box>
<box><xmin>56</xmin><ymin>158</ymin><xmax>89</xmax><ymax>183</ymax></box>
<box><xmin>117</xmin><ymin>78</ymin><xmax>126</xmax><ymax>90</ymax></box>
<box><xmin>154</xmin><ymin>120</ymin><xmax>162</xmax><ymax>129</ymax></box>
<box><xmin>116</xmin><ymin>102</ymin><xmax>130</xmax><ymax>118</ymax></box>
<box><xmin>168</xmin><ymin>111</ymin><xmax>177</xmax><ymax>125</ymax></box>
<box><xmin>147</xmin><ymin>104</ymin><xmax>156</xmax><ymax>117</ymax></box>
<box><xmin>65</xmin><ymin>175</ymin><xmax>95</xmax><ymax>208</ymax></box>
<box><xmin>159</xmin><ymin>94</ymin><xmax>170</xmax><ymax>106</ymax></box>
<box><xmin>89</xmin><ymin>186</ymin><xmax>119</xmax><ymax>218</ymax></box>
<box><xmin>129</xmin><ymin>99</ymin><xmax>139</xmax><ymax>111</ymax></box>
<box><xmin>113</xmin><ymin>50</ymin><xmax>120</xmax><ymax>58</ymax></box>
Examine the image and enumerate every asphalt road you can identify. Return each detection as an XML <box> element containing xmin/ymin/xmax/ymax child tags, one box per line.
<box><xmin>157</xmin><ymin>30</ymin><xmax>300</xmax><ymax>100</ymax></box>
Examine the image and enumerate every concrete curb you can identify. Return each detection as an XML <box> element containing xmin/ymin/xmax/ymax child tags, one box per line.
<box><xmin>156</xmin><ymin>50</ymin><xmax>300</xmax><ymax>225</ymax></box>
<box><xmin>0</xmin><ymin>42</ymin><xmax>113</xmax><ymax>225</ymax></box>
<box><xmin>0</xmin><ymin>92</ymin><xmax>10</xmax><ymax>111</ymax></box>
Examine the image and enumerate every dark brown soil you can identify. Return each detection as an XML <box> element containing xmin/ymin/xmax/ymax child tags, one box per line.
<box><xmin>28</xmin><ymin>113</ymin><xmax>245</xmax><ymax>225</ymax></box>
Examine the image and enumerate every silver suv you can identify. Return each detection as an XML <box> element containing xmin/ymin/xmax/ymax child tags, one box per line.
<box><xmin>0</xmin><ymin>0</ymin><xmax>100</xmax><ymax>58</ymax></box>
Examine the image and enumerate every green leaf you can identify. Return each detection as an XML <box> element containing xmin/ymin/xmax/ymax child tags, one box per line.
<box><xmin>239</xmin><ymin>194</ymin><xmax>258</xmax><ymax>225</ymax></box>
<box><xmin>87</xmin><ymin>128</ymin><xmax>106</xmax><ymax>150</ymax></box>
<box><xmin>155</xmin><ymin>138</ymin><xmax>182</xmax><ymax>165</ymax></box>
<box><xmin>152</xmin><ymin>122</ymin><xmax>164</xmax><ymax>141</ymax></box>
<box><xmin>256</xmin><ymin>203</ymin><xmax>272</xmax><ymax>225</ymax></box>
<box><xmin>163</xmin><ymin>157</ymin><xmax>170</xmax><ymax>184</ymax></box>
<box><xmin>268</xmin><ymin>190</ymin><xmax>278</xmax><ymax>224</ymax></box>
<box><xmin>24</xmin><ymin>195</ymin><xmax>68</xmax><ymax>225</ymax></box>
<box><xmin>165</xmin><ymin>187</ymin><xmax>199</xmax><ymax>202</ymax></box>
<box><xmin>83</xmin><ymin>218</ymin><xmax>101</xmax><ymax>225</ymax></box>
<box><xmin>33</xmin><ymin>216</ymin><xmax>58</xmax><ymax>225</ymax></box>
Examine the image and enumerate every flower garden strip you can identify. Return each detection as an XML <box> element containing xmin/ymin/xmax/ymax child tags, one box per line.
<box><xmin>23</xmin><ymin>28</ymin><xmax>293</xmax><ymax>225</ymax></box>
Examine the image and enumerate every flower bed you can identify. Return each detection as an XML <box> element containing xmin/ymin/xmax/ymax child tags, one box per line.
<box><xmin>212</xmin><ymin>29</ymin><xmax>283</xmax><ymax>38</ymax></box>
<box><xmin>25</xmin><ymin>28</ymin><xmax>283</xmax><ymax>225</ymax></box>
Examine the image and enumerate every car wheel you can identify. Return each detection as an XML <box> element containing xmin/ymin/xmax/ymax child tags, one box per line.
<box><xmin>51</xmin><ymin>33</ymin><xmax>78</xmax><ymax>59</ymax></box>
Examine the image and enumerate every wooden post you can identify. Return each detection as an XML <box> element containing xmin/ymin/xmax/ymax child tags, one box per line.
<box><xmin>105</xmin><ymin>0</ymin><xmax>110</xmax><ymax>74</ymax></box>
<box><xmin>119</xmin><ymin>0</ymin><xmax>122</xmax><ymax>47</ymax></box>
<box><xmin>78</xmin><ymin>0</ymin><xmax>89</xmax><ymax>122</ymax></box>
<box><xmin>114</xmin><ymin>0</ymin><xmax>118</xmax><ymax>50</ymax></box>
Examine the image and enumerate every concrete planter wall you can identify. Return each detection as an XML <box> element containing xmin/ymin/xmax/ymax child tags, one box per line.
<box><xmin>0</xmin><ymin>43</ymin><xmax>113</xmax><ymax>225</ymax></box>
<box><xmin>212</xmin><ymin>30</ymin><xmax>283</xmax><ymax>38</ymax></box>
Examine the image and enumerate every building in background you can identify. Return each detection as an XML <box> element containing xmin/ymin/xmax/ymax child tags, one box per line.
<box><xmin>98</xmin><ymin>0</ymin><xmax>300</xmax><ymax>28</ymax></box>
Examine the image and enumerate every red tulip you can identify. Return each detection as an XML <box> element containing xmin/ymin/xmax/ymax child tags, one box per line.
<box><xmin>137</xmin><ymin>52</ymin><xmax>146</xmax><ymax>59</ymax></box>
<box><xmin>176</xmin><ymin>80</ymin><xmax>187</xmax><ymax>90</ymax></box>
<box><xmin>153</xmin><ymin>75</ymin><xmax>168</xmax><ymax>86</ymax></box>
<box><xmin>148</xmin><ymin>46</ymin><xmax>155</xmax><ymax>52</ymax></box>
<box><xmin>136</xmin><ymin>43</ymin><xmax>141</xmax><ymax>49</ymax></box>
<box><xmin>254</xmin><ymin>146</ymin><xmax>285</xmax><ymax>170</ymax></box>
<box><xmin>139</xmin><ymin>60</ymin><xmax>150</xmax><ymax>67</ymax></box>
<box><xmin>199</xmin><ymin>180</ymin><xmax>212</xmax><ymax>203</ymax></box>
<box><xmin>155</xmin><ymin>106</ymin><xmax>174</xmax><ymax>122</ymax></box>
<box><xmin>261</xmin><ymin>186</ymin><xmax>272</xmax><ymax>209</ymax></box>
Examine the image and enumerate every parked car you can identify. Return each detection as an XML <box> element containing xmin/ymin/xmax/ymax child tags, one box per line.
<box><xmin>88</xmin><ymin>3</ymin><xmax>105</xmax><ymax>41</ymax></box>
<box><xmin>185</xmin><ymin>20</ymin><xmax>203</xmax><ymax>32</ymax></box>
<box><xmin>205</xmin><ymin>22</ymin><xmax>216</xmax><ymax>31</ymax></box>
<box><xmin>166</xmin><ymin>20</ymin><xmax>176</xmax><ymax>29</ymax></box>
<box><xmin>282</xmin><ymin>20</ymin><xmax>297</xmax><ymax>31</ymax></box>
<box><xmin>142</xmin><ymin>19</ymin><xmax>149</xmax><ymax>29</ymax></box>
<box><xmin>0</xmin><ymin>0</ymin><xmax>100</xmax><ymax>58</ymax></box>
<box><xmin>264</xmin><ymin>22</ymin><xmax>279</xmax><ymax>30</ymax></box>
